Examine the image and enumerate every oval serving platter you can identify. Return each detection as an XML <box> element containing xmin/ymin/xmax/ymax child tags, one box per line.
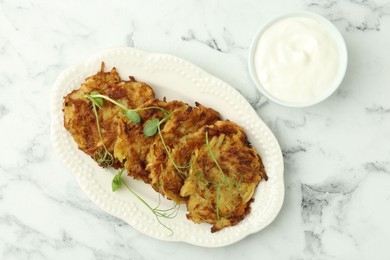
<box><xmin>51</xmin><ymin>47</ymin><xmax>284</xmax><ymax>247</ymax></box>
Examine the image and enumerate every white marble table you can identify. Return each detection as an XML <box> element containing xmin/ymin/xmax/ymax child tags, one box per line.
<box><xmin>1</xmin><ymin>0</ymin><xmax>390</xmax><ymax>259</ymax></box>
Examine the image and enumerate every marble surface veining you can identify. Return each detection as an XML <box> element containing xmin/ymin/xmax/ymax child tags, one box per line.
<box><xmin>1</xmin><ymin>0</ymin><xmax>390</xmax><ymax>259</ymax></box>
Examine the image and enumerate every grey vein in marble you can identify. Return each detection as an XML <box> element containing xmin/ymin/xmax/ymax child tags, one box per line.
<box><xmin>182</xmin><ymin>29</ymin><xmax>224</xmax><ymax>52</ymax></box>
<box><xmin>301</xmin><ymin>177</ymin><xmax>362</xmax><ymax>257</ymax></box>
<box><xmin>181</xmin><ymin>28</ymin><xmax>246</xmax><ymax>53</ymax></box>
<box><xmin>0</xmin><ymin>104</ymin><xmax>9</xmax><ymax>119</ymax></box>
<box><xmin>283</xmin><ymin>145</ymin><xmax>307</xmax><ymax>160</ymax></box>
<box><xmin>126</xmin><ymin>21</ymin><xmax>136</xmax><ymax>47</ymax></box>
<box><xmin>282</xmin><ymin>117</ymin><xmax>307</xmax><ymax>129</ymax></box>
<box><xmin>365</xmin><ymin>105</ymin><xmax>390</xmax><ymax>114</ymax></box>
<box><xmin>305</xmin><ymin>0</ymin><xmax>390</xmax><ymax>31</ymax></box>
<box><xmin>364</xmin><ymin>161</ymin><xmax>390</xmax><ymax>173</ymax></box>
<box><xmin>0</xmin><ymin>214</ymin><xmax>142</xmax><ymax>260</ymax></box>
<box><xmin>304</xmin><ymin>230</ymin><xmax>324</xmax><ymax>257</ymax></box>
<box><xmin>249</xmin><ymin>93</ymin><xmax>269</xmax><ymax>110</ymax></box>
<box><xmin>306</xmin><ymin>0</ymin><xmax>337</xmax><ymax>9</ymax></box>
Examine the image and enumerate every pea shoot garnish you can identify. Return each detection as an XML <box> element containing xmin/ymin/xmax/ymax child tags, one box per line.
<box><xmin>143</xmin><ymin>118</ymin><xmax>160</xmax><ymax>137</ymax></box>
<box><xmin>204</xmin><ymin>128</ymin><xmax>242</xmax><ymax>220</ymax></box>
<box><xmin>205</xmin><ymin>129</ymin><xmax>225</xmax><ymax>176</ymax></box>
<box><xmin>86</xmin><ymin>91</ymin><xmax>169</xmax><ymax>124</ymax></box>
<box><xmin>112</xmin><ymin>168</ymin><xmax>180</xmax><ymax>236</ymax></box>
<box><xmin>205</xmin><ymin>129</ymin><xmax>223</xmax><ymax>220</ymax></box>
<box><xmin>85</xmin><ymin>91</ymin><xmax>187</xmax><ymax>177</ymax></box>
<box><xmin>143</xmin><ymin>113</ymin><xmax>189</xmax><ymax>178</ymax></box>
<box><xmin>84</xmin><ymin>92</ymin><xmax>114</xmax><ymax>168</ymax></box>
<box><xmin>84</xmin><ymin>91</ymin><xmax>182</xmax><ymax>234</ymax></box>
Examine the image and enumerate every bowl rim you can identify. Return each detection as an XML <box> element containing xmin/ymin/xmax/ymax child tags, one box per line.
<box><xmin>248</xmin><ymin>11</ymin><xmax>348</xmax><ymax>107</ymax></box>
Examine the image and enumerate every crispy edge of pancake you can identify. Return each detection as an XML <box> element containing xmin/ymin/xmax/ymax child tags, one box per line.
<box><xmin>63</xmin><ymin>63</ymin><xmax>155</xmax><ymax>168</ymax></box>
<box><xmin>179</xmin><ymin>120</ymin><xmax>267</xmax><ymax>232</ymax></box>
<box><xmin>146</xmin><ymin>102</ymin><xmax>221</xmax><ymax>203</ymax></box>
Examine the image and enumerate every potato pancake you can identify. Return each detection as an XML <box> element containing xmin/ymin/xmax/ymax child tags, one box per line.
<box><xmin>63</xmin><ymin>63</ymin><xmax>155</xmax><ymax>168</ymax></box>
<box><xmin>179</xmin><ymin>121</ymin><xmax>268</xmax><ymax>232</ymax></box>
<box><xmin>114</xmin><ymin>99</ymin><xmax>186</xmax><ymax>183</ymax></box>
<box><xmin>63</xmin><ymin>64</ymin><xmax>268</xmax><ymax>233</ymax></box>
<box><xmin>147</xmin><ymin>102</ymin><xmax>221</xmax><ymax>203</ymax></box>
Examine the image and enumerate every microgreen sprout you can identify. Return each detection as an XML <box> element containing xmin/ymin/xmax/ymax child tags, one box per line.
<box><xmin>94</xmin><ymin>145</ymin><xmax>114</xmax><ymax>168</ymax></box>
<box><xmin>205</xmin><ymin>129</ymin><xmax>225</xmax><ymax>176</ymax></box>
<box><xmin>84</xmin><ymin>91</ymin><xmax>180</xmax><ymax>234</ymax></box>
<box><xmin>112</xmin><ymin>169</ymin><xmax>180</xmax><ymax>236</ymax></box>
<box><xmin>205</xmin><ymin>129</ymin><xmax>224</xmax><ymax>220</ymax></box>
<box><xmin>204</xmin><ymin>129</ymin><xmax>244</xmax><ymax>221</ymax></box>
<box><xmin>87</xmin><ymin>92</ymin><xmax>169</xmax><ymax>124</ymax></box>
<box><xmin>157</xmin><ymin>123</ymin><xmax>189</xmax><ymax>178</ymax></box>
<box><xmin>143</xmin><ymin>112</ymin><xmax>189</xmax><ymax>178</ymax></box>
<box><xmin>88</xmin><ymin>91</ymin><xmax>104</xmax><ymax>108</ymax></box>
<box><xmin>143</xmin><ymin>118</ymin><xmax>160</xmax><ymax>137</ymax></box>
<box><xmin>84</xmin><ymin>93</ymin><xmax>114</xmax><ymax>168</ymax></box>
<box><xmin>124</xmin><ymin>110</ymin><xmax>141</xmax><ymax>123</ymax></box>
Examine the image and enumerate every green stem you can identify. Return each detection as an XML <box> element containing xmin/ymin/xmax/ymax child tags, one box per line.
<box><xmin>157</xmin><ymin>123</ymin><xmax>186</xmax><ymax>178</ymax></box>
<box><xmin>120</xmin><ymin>175</ymin><xmax>178</xmax><ymax>236</ymax></box>
<box><xmin>216</xmin><ymin>183</ymin><xmax>221</xmax><ymax>220</ymax></box>
<box><xmin>92</xmin><ymin>103</ymin><xmax>113</xmax><ymax>167</ymax></box>
<box><xmin>157</xmin><ymin>112</ymin><xmax>171</xmax><ymax>126</ymax></box>
<box><xmin>205</xmin><ymin>130</ymin><xmax>225</xmax><ymax>176</ymax></box>
<box><xmin>135</xmin><ymin>106</ymin><xmax>169</xmax><ymax>115</ymax></box>
<box><xmin>206</xmin><ymin>130</ymin><xmax>229</xmax><ymax>221</ymax></box>
<box><xmin>92</xmin><ymin>104</ymin><xmax>104</xmax><ymax>149</ymax></box>
<box><xmin>204</xmin><ymin>130</ymin><xmax>244</xmax><ymax>220</ymax></box>
<box><xmin>90</xmin><ymin>94</ymin><xmax>128</xmax><ymax>110</ymax></box>
<box><xmin>90</xmin><ymin>94</ymin><xmax>169</xmax><ymax>114</ymax></box>
<box><xmin>122</xmin><ymin>179</ymin><xmax>154</xmax><ymax>211</ymax></box>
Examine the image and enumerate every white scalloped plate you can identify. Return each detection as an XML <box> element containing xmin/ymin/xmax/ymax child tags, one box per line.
<box><xmin>51</xmin><ymin>47</ymin><xmax>284</xmax><ymax>247</ymax></box>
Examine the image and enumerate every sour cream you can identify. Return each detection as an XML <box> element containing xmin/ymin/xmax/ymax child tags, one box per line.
<box><xmin>251</xmin><ymin>14</ymin><xmax>346</xmax><ymax>105</ymax></box>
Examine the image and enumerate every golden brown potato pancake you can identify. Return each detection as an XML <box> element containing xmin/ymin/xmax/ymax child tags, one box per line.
<box><xmin>63</xmin><ymin>63</ymin><xmax>155</xmax><ymax>168</ymax></box>
<box><xmin>63</xmin><ymin>64</ymin><xmax>268</xmax><ymax>233</ymax></box>
<box><xmin>147</xmin><ymin>102</ymin><xmax>221</xmax><ymax>203</ymax></box>
<box><xmin>114</xmin><ymin>99</ymin><xmax>187</xmax><ymax>183</ymax></box>
<box><xmin>179</xmin><ymin>120</ymin><xmax>268</xmax><ymax>232</ymax></box>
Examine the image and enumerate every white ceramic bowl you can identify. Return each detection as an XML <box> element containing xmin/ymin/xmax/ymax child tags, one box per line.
<box><xmin>248</xmin><ymin>11</ymin><xmax>348</xmax><ymax>107</ymax></box>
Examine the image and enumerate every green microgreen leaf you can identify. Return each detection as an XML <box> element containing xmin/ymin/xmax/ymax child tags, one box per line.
<box><xmin>112</xmin><ymin>168</ymin><xmax>125</xmax><ymax>191</ymax></box>
<box><xmin>143</xmin><ymin>118</ymin><xmax>160</xmax><ymax>137</ymax></box>
<box><xmin>112</xmin><ymin>175</ymin><xmax>122</xmax><ymax>192</ymax></box>
<box><xmin>125</xmin><ymin>110</ymin><xmax>141</xmax><ymax>123</ymax></box>
<box><xmin>85</xmin><ymin>91</ymin><xmax>104</xmax><ymax>108</ymax></box>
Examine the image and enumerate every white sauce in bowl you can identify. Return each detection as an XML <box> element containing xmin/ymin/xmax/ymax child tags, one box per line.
<box><xmin>254</xmin><ymin>17</ymin><xmax>341</xmax><ymax>103</ymax></box>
